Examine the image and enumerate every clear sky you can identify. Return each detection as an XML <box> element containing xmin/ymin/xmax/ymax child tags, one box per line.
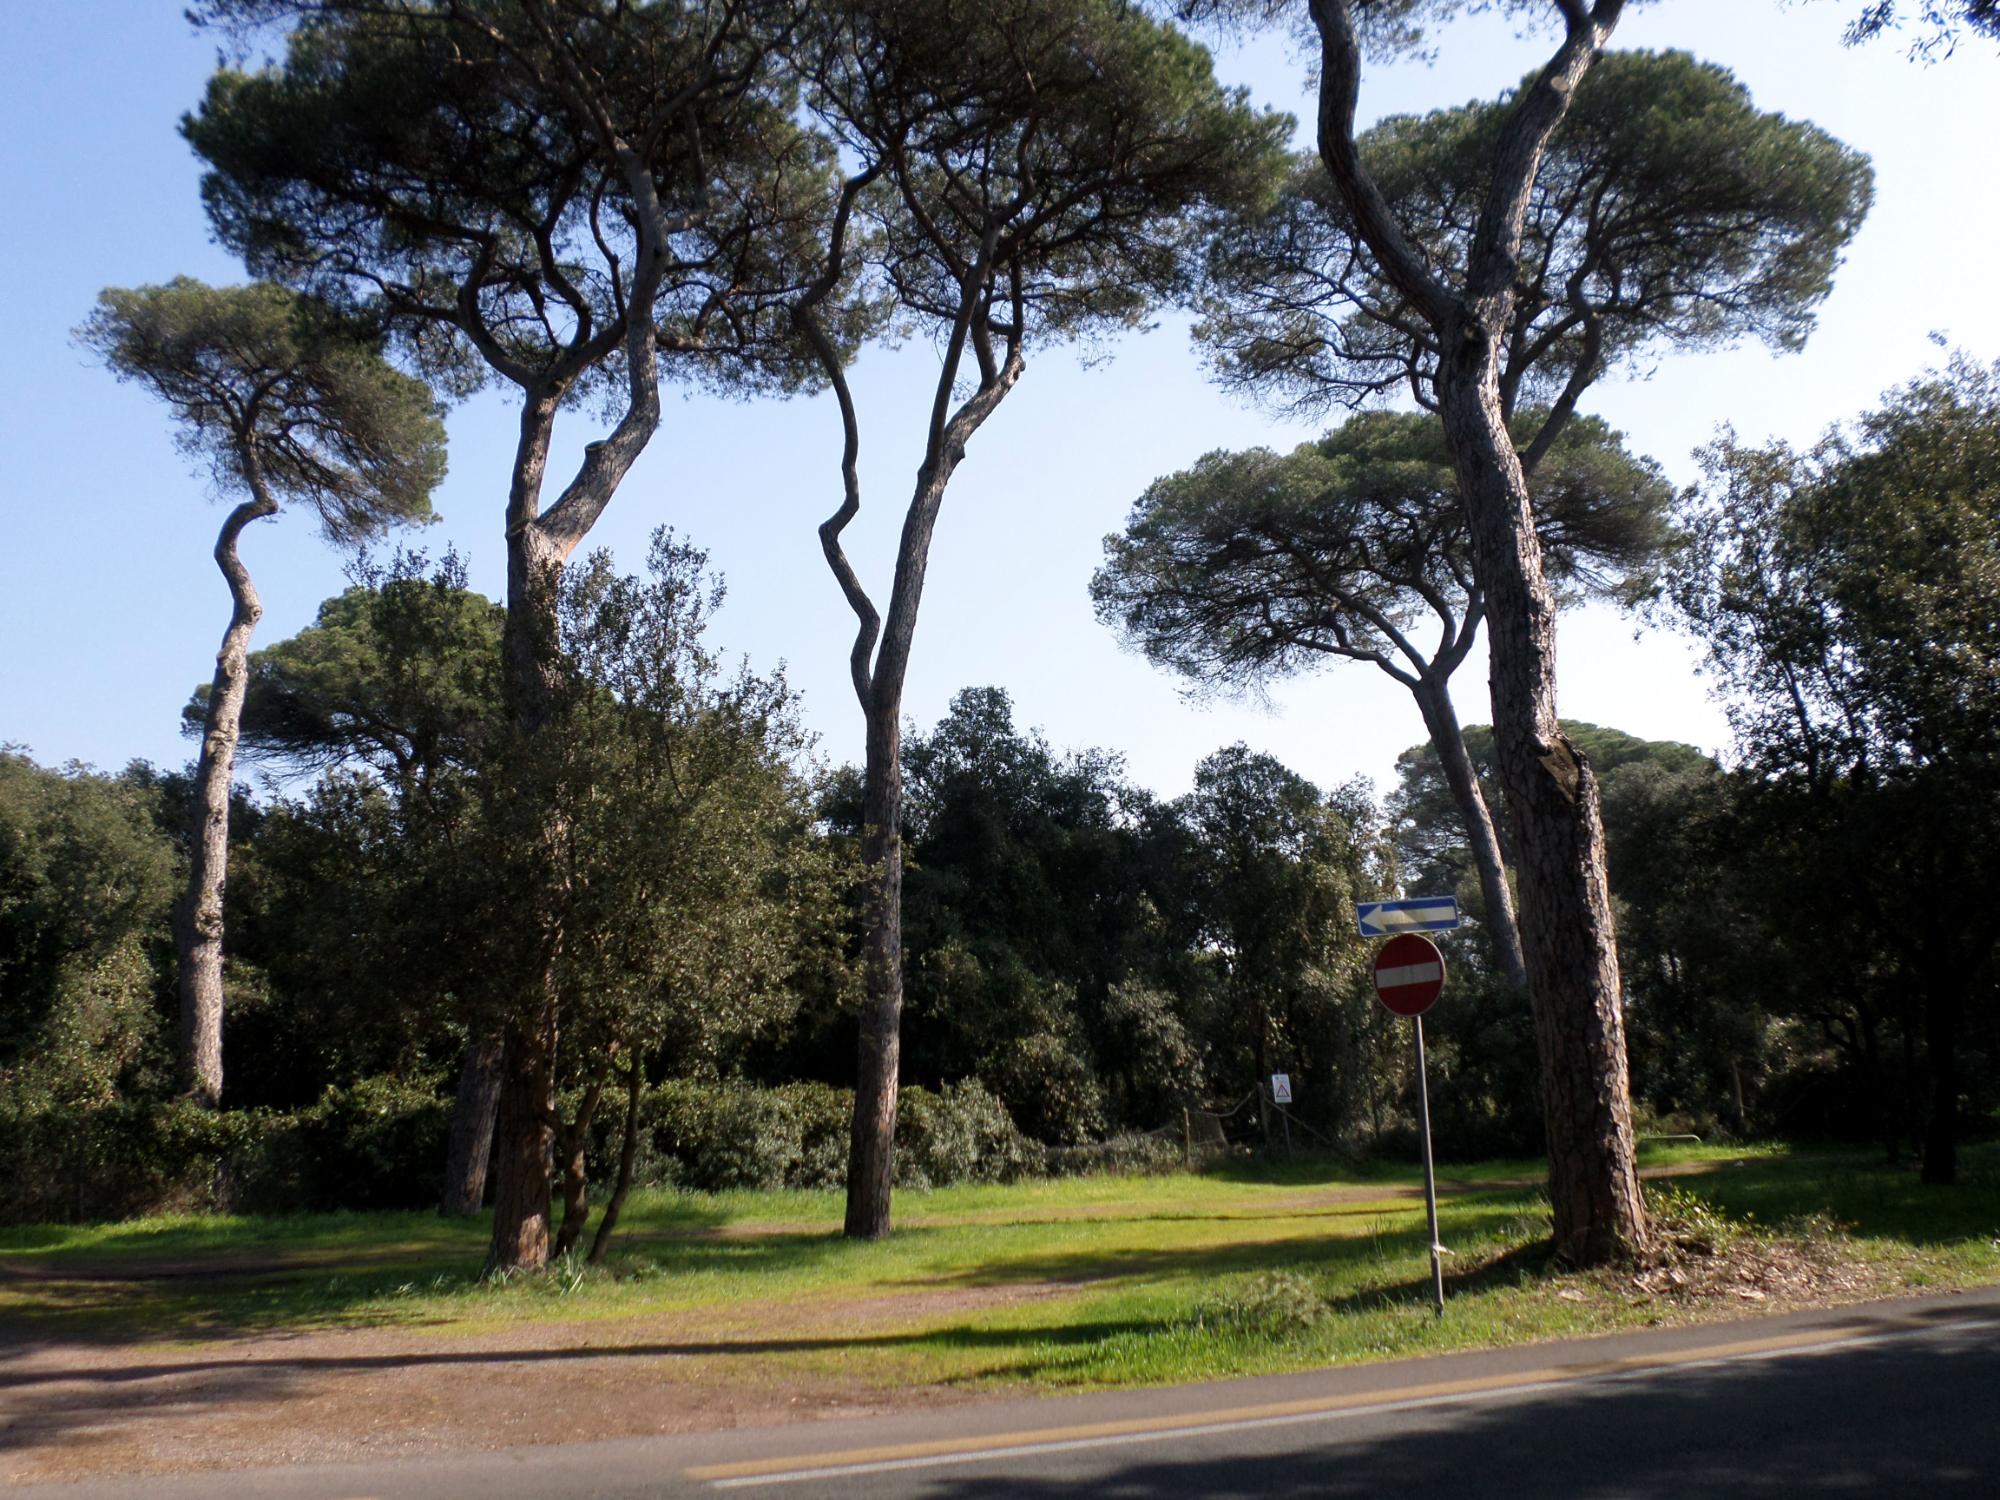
<box><xmin>2</xmin><ymin>1</ymin><xmax>1995</xmax><ymax>805</ymax></box>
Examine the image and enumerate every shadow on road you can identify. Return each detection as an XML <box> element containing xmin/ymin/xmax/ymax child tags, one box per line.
<box><xmin>900</xmin><ymin>1318</ymin><xmax>2000</xmax><ymax>1497</ymax></box>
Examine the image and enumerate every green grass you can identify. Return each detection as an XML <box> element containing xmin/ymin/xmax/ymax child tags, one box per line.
<box><xmin>4</xmin><ymin>1141</ymin><xmax>1995</xmax><ymax>1397</ymax></box>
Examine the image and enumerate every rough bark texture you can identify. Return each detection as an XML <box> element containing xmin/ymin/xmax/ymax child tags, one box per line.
<box><xmin>1309</xmin><ymin>0</ymin><xmax>1646</xmax><ymax>1263</ymax></box>
<box><xmin>440</xmin><ymin>1031</ymin><xmax>504</xmax><ymax>1216</ymax></box>
<box><xmin>486</xmin><ymin>509</ymin><xmax>568</xmax><ymax>1276</ymax></box>
<box><xmin>1413</xmin><ymin>676</ymin><xmax>1529</xmax><ymax>991</ymax></box>
<box><xmin>175</xmin><ymin>492</ymin><xmax>279</xmax><ymax>1107</ymax></box>
<box><xmin>795</xmin><ymin>189</ymin><xmax>1024</xmax><ymax>1238</ymax></box>
<box><xmin>845</xmin><ymin>696</ymin><xmax>907</xmax><ymax>1238</ymax></box>
<box><xmin>1439</xmin><ymin>357</ymin><xmax>1646</xmax><ymax>1263</ymax></box>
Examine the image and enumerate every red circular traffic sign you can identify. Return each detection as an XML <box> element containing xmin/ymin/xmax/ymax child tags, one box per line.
<box><xmin>1374</xmin><ymin>933</ymin><xmax>1446</xmax><ymax>1016</ymax></box>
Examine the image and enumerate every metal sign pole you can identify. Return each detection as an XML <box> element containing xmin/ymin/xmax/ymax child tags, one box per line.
<box><xmin>1412</xmin><ymin>1014</ymin><xmax>1445</xmax><ymax>1317</ymax></box>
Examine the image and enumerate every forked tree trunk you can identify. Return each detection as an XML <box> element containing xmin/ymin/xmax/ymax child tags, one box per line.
<box><xmin>1437</xmin><ymin>350</ymin><xmax>1647</xmax><ymax>1265</ymax></box>
<box><xmin>175</xmin><ymin>492</ymin><xmax>279</xmax><ymax>1108</ymax></box>
<box><xmin>441</xmin><ymin>1030</ymin><xmax>504</xmax><ymax>1215</ymax></box>
<box><xmin>1413</xmin><ymin>675</ymin><xmax>1529</xmax><ymax>991</ymax></box>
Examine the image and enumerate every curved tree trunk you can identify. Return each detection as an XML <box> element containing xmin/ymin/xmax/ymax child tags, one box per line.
<box><xmin>1437</xmin><ymin>349</ymin><xmax>1647</xmax><ymax>1265</ymax></box>
<box><xmin>588</xmin><ymin>1055</ymin><xmax>647</xmax><ymax>1264</ymax></box>
<box><xmin>1413</xmin><ymin>675</ymin><xmax>1529</xmax><ymax>991</ymax></box>
<box><xmin>175</xmin><ymin>493</ymin><xmax>279</xmax><ymax>1108</ymax></box>
<box><xmin>441</xmin><ymin>1030</ymin><xmax>504</xmax><ymax>1215</ymax></box>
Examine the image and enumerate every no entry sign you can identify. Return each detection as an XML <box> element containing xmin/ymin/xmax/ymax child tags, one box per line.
<box><xmin>1374</xmin><ymin>933</ymin><xmax>1445</xmax><ymax>1017</ymax></box>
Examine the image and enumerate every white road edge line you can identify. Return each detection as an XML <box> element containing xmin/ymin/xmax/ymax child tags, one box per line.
<box><xmin>708</xmin><ymin>1316</ymin><xmax>2000</xmax><ymax>1489</ymax></box>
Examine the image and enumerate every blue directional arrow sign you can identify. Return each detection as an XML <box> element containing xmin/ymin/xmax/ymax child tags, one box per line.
<box><xmin>1355</xmin><ymin>897</ymin><xmax>1461</xmax><ymax>938</ymax></box>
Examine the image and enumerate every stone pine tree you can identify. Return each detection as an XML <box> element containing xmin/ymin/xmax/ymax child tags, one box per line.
<box><xmin>783</xmin><ymin>0</ymin><xmax>1289</xmax><ymax>1238</ymax></box>
<box><xmin>1184</xmin><ymin>4</ymin><xmax>1871</xmax><ymax>1263</ymax></box>
<box><xmin>1156</xmin><ymin>47</ymin><xmax>1866</xmax><ymax>998</ymax></box>
<box><xmin>187</xmin><ymin>0</ymin><xmax>834</xmax><ymax>1269</ymax></box>
<box><xmin>77</xmin><ymin>277</ymin><xmax>445</xmax><ymax>1108</ymax></box>
<box><xmin>1095</xmin><ymin>410</ymin><xmax>1670</xmax><ymax>992</ymax></box>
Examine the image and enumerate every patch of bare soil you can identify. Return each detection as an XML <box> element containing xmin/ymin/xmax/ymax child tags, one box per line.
<box><xmin>0</xmin><ymin>1279</ymin><xmax>1067</xmax><ymax>1486</ymax></box>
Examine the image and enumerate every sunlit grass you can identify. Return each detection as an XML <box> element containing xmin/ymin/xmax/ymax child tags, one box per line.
<box><xmin>3</xmin><ymin>1140</ymin><xmax>1993</xmax><ymax>1395</ymax></box>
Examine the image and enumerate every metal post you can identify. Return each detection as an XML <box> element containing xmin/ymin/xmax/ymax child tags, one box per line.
<box><xmin>1412</xmin><ymin>1014</ymin><xmax>1445</xmax><ymax>1317</ymax></box>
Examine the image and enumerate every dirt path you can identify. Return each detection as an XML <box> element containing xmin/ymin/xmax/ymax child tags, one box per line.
<box><xmin>0</xmin><ymin>1279</ymin><xmax>1067</xmax><ymax>1485</ymax></box>
<box><xmin>0</xmin><ymin>1163</ymin><xmax>1731</xmax><ymax>1484</ymax></box>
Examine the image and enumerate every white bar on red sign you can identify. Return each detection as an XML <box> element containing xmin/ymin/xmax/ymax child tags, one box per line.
<box><xmin>1377</xmin><ymin>962</ymin><xmax>1443</xmax><ymax>987</ymax></box>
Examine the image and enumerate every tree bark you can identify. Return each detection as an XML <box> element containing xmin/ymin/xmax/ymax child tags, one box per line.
<box><xmin>1413</xmin><ymin>675</ymin><xmax>1529</xmax><ymax>991</ymax></box>
<box><xmin>441</xmin><ymin>1030</ymin><xmax>504</xmax><ymax>1215</ymax></box>
<box><xmin>175</xmin><ymin>492</ymin><xmax>279</xmax><ymax>1108</ymax></box>
<box><xmin>1437</xmin><ymin>352</ymin><xmax>1647</xmax><ymax>1264</ymax></box>
<box><xmin>485</xmin><ymin>506</ymin><xmax>568</xmax><ymax>1276</ymax></box>
<box><xmin>845</xmin><ymin>708</ymin><xmax>906</xmax><ymax>1238</ymax></box>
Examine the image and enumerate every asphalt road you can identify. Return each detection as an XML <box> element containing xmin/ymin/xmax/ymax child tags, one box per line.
<box><xmin>17</xmin><ymin>1287</ymin><xmax>2000</xmax><ymax>1498</ymax></box>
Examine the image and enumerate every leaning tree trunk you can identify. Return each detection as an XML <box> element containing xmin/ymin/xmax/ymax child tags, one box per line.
<box><xmin>588</xmin><ymin>1056</ymin><xmax>647</xmax><ymax>1264</ymax></box>
<box><xmin>441</xmin><ymin>1030</ymin><xmax>505</xmax><ymax>1215</ymax></box>
<box><xmin>175</xmin><ymin>492</ymin><xmax>279</xmax><ymax>1108</ymax></box>
<box><xmin>1436</xmin><ymin>348</ymin><xmax>1648</xmax><ymax>1265</ymax></box>
<box><xmin>1413</xmin><ymin>675</ymin><xmax>1529</xmax><ymax>992</ymax></box>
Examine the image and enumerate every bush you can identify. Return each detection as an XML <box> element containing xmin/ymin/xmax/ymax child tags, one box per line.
<box><xmin>0</xmin><ymin>1074</ymin><xmax>448</xmax><ymax>1224</ymax></box>
<box><xmin>599</xmin><ymin>1077</ymin><xmax>1041</xmax><ymax>1194</ymax></box>
<box><xmin>288</xmin><ymin>1075</ymin><xmax>449</xmax><ymax>1211</ymax></box>
<box><xmin>897</xmin><ymin>1080</ymin><xmax>1044</xmax><ymax>1188</ymax></box>
<box><xmin>1187</xmin><ymin>1271</ymin><xmax>1329</xmax><ymax>1338</ymax></box>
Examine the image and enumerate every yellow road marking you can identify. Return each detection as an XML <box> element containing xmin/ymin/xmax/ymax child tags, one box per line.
<box><xmin>686</xmin><ymin>1312</ymin><xmax>1962</xmax><ymax>1484</ymax></box>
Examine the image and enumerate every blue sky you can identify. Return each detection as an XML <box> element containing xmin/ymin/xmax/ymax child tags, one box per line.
<box><xmin>2</xmin><ymin>1</ymin><xmax>1996</xmax><ymax>803</ymax></box>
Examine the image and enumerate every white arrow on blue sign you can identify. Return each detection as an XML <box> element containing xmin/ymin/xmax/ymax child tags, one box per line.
<box><xmin>1355</xmin><ymin>897</ymin><xmax>1461</xmax><ymax>937</ymax></box>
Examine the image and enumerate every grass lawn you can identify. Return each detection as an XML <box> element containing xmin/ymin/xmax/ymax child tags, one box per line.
<box><xmin>4</xmin><ymin>1141</ymin><xmax>1996</xmax><ymax>1399</ymax></box>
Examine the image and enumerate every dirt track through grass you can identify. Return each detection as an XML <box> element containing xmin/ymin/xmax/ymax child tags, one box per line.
<box><xmin>2</xmin><ymin>1143</ymin><xmax>1995</xmax><ymax>1485</ymax></box>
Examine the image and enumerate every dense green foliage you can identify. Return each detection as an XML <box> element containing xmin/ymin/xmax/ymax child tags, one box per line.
<box><xmin>76</xmin><ymin>278</ymin><xmax>446</xmax><ymax>539</ymax></box>
<box><xmin>1197</xmin><ymin>50</ymin><xmax>1871</xmax><ymax>423</ymax></box>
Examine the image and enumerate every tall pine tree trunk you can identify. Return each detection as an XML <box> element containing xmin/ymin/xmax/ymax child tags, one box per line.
<box><xmin>845</xmin><ymin>706</ymin><xmax>906</xmax><ymax>1239</ymax></box>
<box><xmin>176</xmin><ymin>492</ymin><xmax>278</xmax><ymax>1108</ymax></box>
<box><xmin>1437</xmin><ymin>348</ymin><xmax>1647</xmax><ymax>1265</ymax></box>
<box><xmin>486</xmin><ymin>451</ymin><xmax>567</xmax><ymax>1274</ymax></box>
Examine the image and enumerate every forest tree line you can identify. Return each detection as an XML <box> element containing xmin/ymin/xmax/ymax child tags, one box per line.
<box><xmin>7</xmin><ymin>345</ymin><xmax>1995</xmax><ymax>1234</ymax></box>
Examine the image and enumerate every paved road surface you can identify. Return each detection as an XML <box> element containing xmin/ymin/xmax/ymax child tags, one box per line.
<box><xmin>15</xmin><ymin>1287</ymin><xmax>1999</xmax><ymax>1497</ymax></box>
